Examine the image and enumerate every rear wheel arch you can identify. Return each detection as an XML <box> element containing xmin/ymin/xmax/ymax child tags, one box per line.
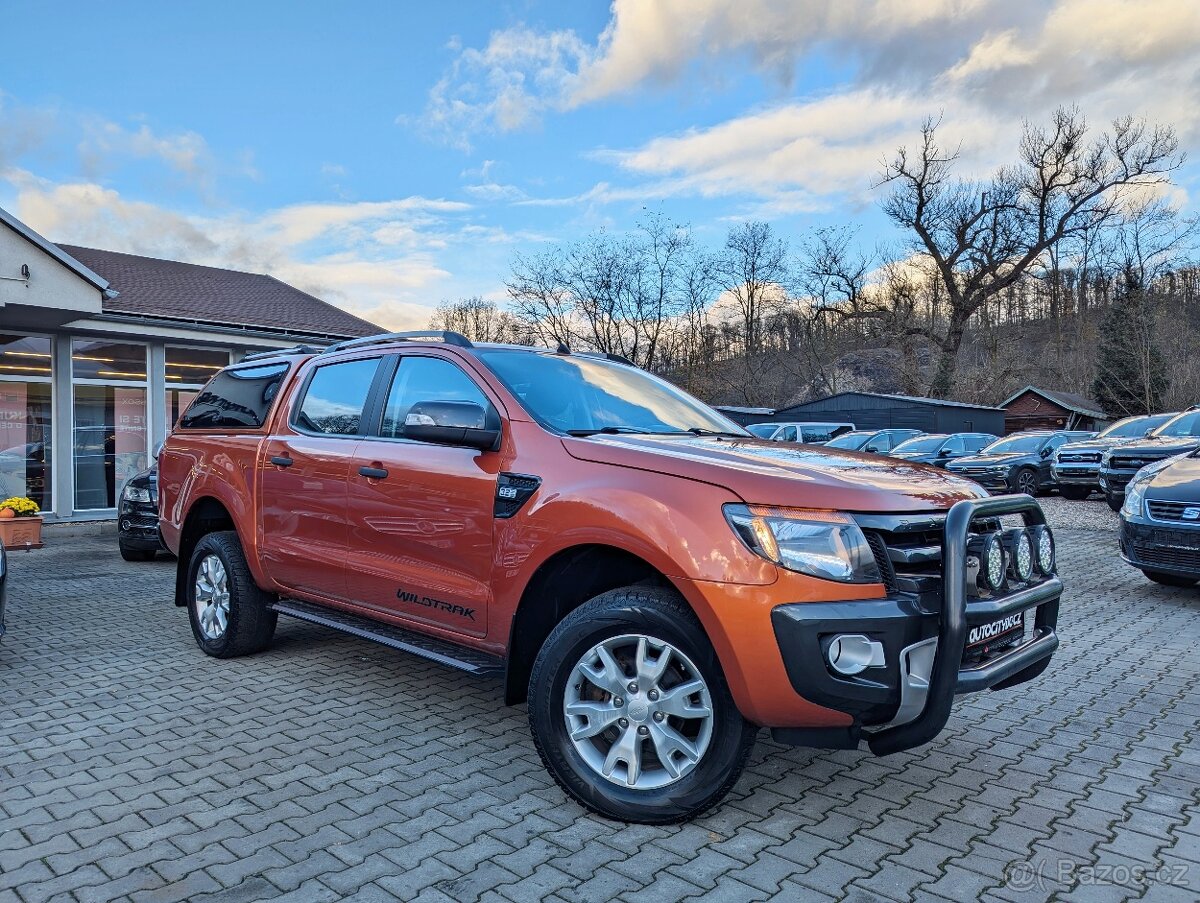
<box><xmin>173</xmin><ymin>496</ymin><xmax>238</xmax><ymax>606</ymax></box>
<box><xmin>504</xmin><ymin>544</ymin><xmax>685</xmax><ymax>705</ymax></box>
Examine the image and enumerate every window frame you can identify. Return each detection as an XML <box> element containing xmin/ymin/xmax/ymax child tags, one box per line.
<box><xmin>362</xmin><ymin>352</ymin><xmax>499</xmax><ymax>446</ymax></box>
<box><xmin>288</xmin><ymin>355</ymin><xmax>387</xmax><ymax>439</ymax></box>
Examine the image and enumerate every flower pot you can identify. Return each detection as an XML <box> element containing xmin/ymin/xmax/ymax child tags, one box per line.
<box><xmin>0</xmin><ymin>515</ymin><xmax>43</xmax><ymax>550</ymax></box>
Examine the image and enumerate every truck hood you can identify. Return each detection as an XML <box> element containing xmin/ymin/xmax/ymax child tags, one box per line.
<box><xmin>1143</xmin><ymin>453</ymin><xmax>1200</xmax><ymax>503</ymax></box>
<box><xmin>1114</xmin><ymin>437</ymin><xmax>1200</xmax><ymax>458</ymax></box>
<box><xmin>562</xmin><ymin>434</ymin><xmax>985</xmax><ymax>513</ymax></box>
<box><xmin>1059</xmin><ymin>437</ymin><xmax>1139</xmax><ymax>454</ymax></box>
<box><xmin>947</xmin><ymin>453</ymin><xmax>1030</xmax><ymax>468</ymax></box>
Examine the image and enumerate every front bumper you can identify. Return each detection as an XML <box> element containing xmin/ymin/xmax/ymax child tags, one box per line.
<box><xmin>1052</xmin><ymin>464</ymin><xmax>1100</xmax><ymax>487</ymax></box>
<box><xmin>770</xmin><ymin>495</ymin><xmax>1061</xmax><ymax>754</ymax></box>
<box><xmin>1099</xmin><ymin>468</ymin><xmax>1138</xmax><ymax>496</ymax></box>
<box><xmin>1119</xmin><ymin>517</ymin><xmax>1200</xmax><ymax>578</ymax></box>
<box><xmin>118</xmin><ymin>499</ymin><xmax>164</xmax><ymax>549</ymax></box>
<box><xmin>948</xmin><ymin>468</ymin><xmax>1012</xmax><ymax>493</ymax></box>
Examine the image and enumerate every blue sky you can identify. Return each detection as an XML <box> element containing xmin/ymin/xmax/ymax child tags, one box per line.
<box><xmin>2</xmin><ymin>1</ymin><xmax>1198</xmax><ymax>328</ymax></box>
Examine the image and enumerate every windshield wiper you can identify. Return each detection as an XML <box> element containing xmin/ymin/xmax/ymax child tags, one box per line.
<box><xmin>685</xmin><ymin>427</ymin><xmax>748</xmax><ymax>438</ymax></box>
<box><xmin>566</xmin><ymin>426</ymin><xmax>653</xmax><ymax>436</ymax></box>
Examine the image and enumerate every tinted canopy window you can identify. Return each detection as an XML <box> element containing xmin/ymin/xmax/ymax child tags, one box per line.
<box><xmin>295</xmin><ymin>358</ymin><xmax>379</xmax><ymax>435</ymax></box>
<box><xmin>381</xmin><ymin>357</ymin><xmax>490</xmax><ymax>438</ymax></box>
<box><xmin>179</xmin><ymin>364</ymin><xmax>289</xmax><ymax>430</ymax></box>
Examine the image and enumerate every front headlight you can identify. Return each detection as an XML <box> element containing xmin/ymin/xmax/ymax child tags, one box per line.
<box><xmin>724</xmin><ymin>504</ymin><xmax>882</xmax><ymax>584</ymax></box>
<box><xmin>122</xmin><ymin>484</ymin><xmax>152</xmax><ymax>503</ymax></box>
<box><xmin>1120</xmin><ymin>456</ymin><xmax>1176</xmax><ymax>517</ymax></box>
<box><xmin>1101</xmin><ymin>449</ymin><xmax>1114</xmax><ymax>466</ymax></box>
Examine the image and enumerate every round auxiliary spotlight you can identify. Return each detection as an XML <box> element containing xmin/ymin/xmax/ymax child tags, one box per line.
<box><xmin>1028</xmin><ymin>524</ymin><xmax>1055</xmax><ymax>575</ymax></box>
<box><xmin>968</xmin><ymin>531</ymin><xmax>1006</xmax><ymax>592</ymax></box>
<box><xmin>1002</xmin><ymin>528</ymin><xmax>1034</xmax><ymax>583</ymax></box>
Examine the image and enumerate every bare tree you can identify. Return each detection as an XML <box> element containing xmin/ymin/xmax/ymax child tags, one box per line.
<box><xmin>716</xmin><ymin>222</ymin><xmax>789</xmax><ymax>361</ymax></box>
<box><xmin>428</xmin><ymin>297</ymin><xmax>528</xmax><ymax>344</ymax></box>
<box><xmin>880</xmin><ymin>107</ymin><xmax>1182</xmax><ymax>396</ymax></box>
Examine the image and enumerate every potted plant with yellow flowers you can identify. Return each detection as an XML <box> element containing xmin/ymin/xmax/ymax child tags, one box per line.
<box><xmin>0</xmin><ymin>497</ymin><xmax>43</xmax><ymax>549</ymax></box>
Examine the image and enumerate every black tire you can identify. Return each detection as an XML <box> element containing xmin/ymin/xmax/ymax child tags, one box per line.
<box><xmin>1143</xmin><ymin>570</ymin><xmax>1198</xmax><ymax>588</ymax></box>
<box><xmin>1058</xmin><ymin>485</ymin><xmax>1092</xmax><ymax>501</ymax></box>
<box><xmin>528</xmin><ymin>586</ymin><xmax>757</xmax><ymax>824</ymax></box>
<box><xmin>119</xmin><ymin>543</ymin><xmax>157</xmax><ymax>562</ymax></box>
<box><xmin>1014</xmin><ymin>468</ymin><xmax>1040</xmax><ymax>497</ymax></box>
<box><xmin>186</xmin><ymin>531</ymin><xmax>276</xmax><ymax>658</ymax></box>
<box><xmin>1105</xmin><ymin>491</ymin><xmax>1123</xmax><ymax>512</ymax></box>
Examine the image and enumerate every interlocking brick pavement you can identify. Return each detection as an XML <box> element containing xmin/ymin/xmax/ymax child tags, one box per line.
<box><xmin>1</xmin><ymin>516</ymin><xmax>1197</xmax><ymax>902</ymax></box>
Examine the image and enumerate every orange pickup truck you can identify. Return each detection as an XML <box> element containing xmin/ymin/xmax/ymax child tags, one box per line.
<box><xmin>158</xmin><ymin>331</ymin><xmax>1063</xmax><ymax>823</ymax></box>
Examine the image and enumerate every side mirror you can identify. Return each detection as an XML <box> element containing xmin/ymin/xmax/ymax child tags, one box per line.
<box><xmin>402</xmin><ymin>400</ymin><xmax>501</xmax><ymax>451</ymax></box>
<box><xmin>1040</xmin><ymin>446</ymin><xmax>1053</xmax><ymax>459</ymax></box>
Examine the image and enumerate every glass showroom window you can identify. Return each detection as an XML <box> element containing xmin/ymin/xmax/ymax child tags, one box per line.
<box><xmin>165</xmin><ymin>346</ymin><xmax>229</xmax><ymax>426</ymax></box>
<box><xmin>0</xmin><ymin>333</ymin><xmax>53</xmax><ymax>511</ymax></box>
<box><xmin>72</xmin><ymin>339</ymin><xmax>149</xmax><ymax>510</ymax></box>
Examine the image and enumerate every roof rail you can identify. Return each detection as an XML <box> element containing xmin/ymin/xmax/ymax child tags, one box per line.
<box><xmin>241</xmin><ymin>344</ymin><xmax>326</xmax><ymax>361</ymax></box>
<box><xmin>576</xmin><ymin>350</ymin><xmax>637</xmax><ymax>367</ymax></box>
<box><xmin>324</xmin><ymin>330</ymin><xmax>474</xmax><ymax>353</ymax></box>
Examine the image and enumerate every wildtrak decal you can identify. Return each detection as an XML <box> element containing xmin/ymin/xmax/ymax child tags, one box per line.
<box><xmin>397</xmin><ymin>588</ymin><xmax>476</xmax><ymax>621</ymax></box>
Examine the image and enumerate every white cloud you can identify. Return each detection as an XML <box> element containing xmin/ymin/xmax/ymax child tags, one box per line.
<box><xmin>3</xmin><ymin>169</ymin><xmax>474</xmax><ymax>331</ymax></box>
<box><xmin>78</xmin><ymin>120</ymin><xmax>211</xmax><ymax>185</ymax></box>
<box><xmin>416</xmin><ymin>25</ymin><xmax>591</xmax><ymax>149</ymax></box>
<box><xmin>596</xmin><ymin>0</ymin><xmax>1200</xmax><ymax>207</ymax></box>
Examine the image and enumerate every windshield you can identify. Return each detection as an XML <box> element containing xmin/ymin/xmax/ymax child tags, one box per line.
<box><xmin>478</xmin><ymin>350</ymin><xmax>747</xmax><ymax>436</ymax></box>
<box><xmin>825</xmin><ymin>431</ymin><xmax>872</xmax><ymax>450</ymax></box>
<box><xmin>1156</xmin><ymin>410</ymin><xmax>1200</xmax><ymax>438</ymax></box>
<box><xmin>981</xmin><ymin>434</ymin><xmax>1048</xmax><ymax>454</ymax></box>
<box><xmin>892</xmin><ymin>435</ymin><xmax>947</xmax><ymax>453</ymax></box>
<box><xmin>746</xmin><ymin>423</ymin><xmax>777</xmax><ymax>438</ymax></box>
<box><xmin>1101</xmin><ymin>414</ymin><xmax>1172</xmax><ymax>438</ymax></box>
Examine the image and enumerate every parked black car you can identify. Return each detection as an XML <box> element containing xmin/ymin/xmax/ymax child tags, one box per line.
<box><xmin>888</xmin><ymin>432</ymin><xmax>997</xmax><ymax>468</ymax></box>
<box><xmin>1099</xmin><ymin>406</ymin><xmax>1200</xmax><ymax>511</ymax></box>
<box><xmin>823</xmin><ymin>428</ymin><xmax>923</xmax><ymax>454</ymax></box>
<box><xmin>1053</xmin><ymin>413</ymin><xmax>1178</xmax><ymax>500</ymax></box>
<box><xmin>0</xmin><ymin>536</ymin><xmax>7</xmax><ymax>640</ymax></box>
<box><xmin>945</xmin><ymin>430</ymin><xmax>1094</xmax><ymax>495</ymax></box>
<box><xmin>118</xmin><ymin>463</ymin><xmax>163</xmax><ymax>561</ymax></box>
<box><xmin>1118</xmin><ymin>449</ymin><xmax>1200</xmax><ymax>587</ymax></box>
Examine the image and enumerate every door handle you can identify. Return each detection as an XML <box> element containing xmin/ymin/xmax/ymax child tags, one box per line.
<box><xmin>270</xmin><ymin>455</ymin><xmax>293</xmax><ymax>467</ymax></box>
<box><xmin>359</xmin><ymin>465</ymin><xmax>389</xmax><ymax>480</ymax></box>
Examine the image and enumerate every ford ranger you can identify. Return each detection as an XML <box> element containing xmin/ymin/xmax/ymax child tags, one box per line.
<box><xmin>158</xmin><ymin>332</ymin><xmax>1064</xmax><ymax>823</ymax></box>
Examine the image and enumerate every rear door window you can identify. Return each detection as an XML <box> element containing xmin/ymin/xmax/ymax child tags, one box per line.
<box><xmin>293</xmin><ymin>358</ymin><xmax>380</xmax><ymax>436</ymax></box>
<box><xmin>379</xmin><ymin>356</ymin><xmax>491</xmax><ymax>439</ymax></box>
<box><xmin>778</xmin><ymin>426</ymin><xmax>798</xmax><ymax>442</ymax></box>
<box><xmin>179</xmin><ymin>363</ymin><xmax>290</xmax><ymax>430</ymax></box>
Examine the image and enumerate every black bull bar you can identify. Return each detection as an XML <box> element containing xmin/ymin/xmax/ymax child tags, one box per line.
<box><xmin>866</xmin><ymin>494</ymin><xmax>1062</xmax><ymax>755</ymax></box>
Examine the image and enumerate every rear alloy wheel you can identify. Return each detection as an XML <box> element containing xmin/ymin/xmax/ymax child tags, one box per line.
<box><xmin>1143</xmin><ymin>570</ymin><xmax>1198</xmax><ymax>588</ymax></box>
<box><xmin>1058</xmin><ymin>485</ymin><xmax>1092</xmax><ymax>501</ymax></box>
<box><xmin>186</xmin><ymin>531</ymin><xmax>276</xmax><ymax>658</ymax></box>
<box><xmin>529</xmin><ymin>587</ymin><xmax>756</xmax><ymax>823</ymax></box>
<box><xmin>1015</xmin><ymin>468</ymin><xmax>1040</xmax><ymax>497</ymax></box>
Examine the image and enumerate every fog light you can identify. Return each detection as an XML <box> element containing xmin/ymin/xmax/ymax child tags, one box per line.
<box><xmin>827</xmin><ymin>634</ymin><xmax>885</xmax><ymax>676</ymax></box>
<box><xmin>1028</xmin><ymin>525</ymin><xmax>1055</xmax><ymax>575</ymax></box>
<box><xmin>119</xmin><ymin>518</ymin><xmax>132</xmax><ymax>531</ymax></box>
<box><xmin>967</xmin><ymin>532</ymin><xmax>1006</xmax><ymax>592</ymax></box>
<box><xmin>1002</xmin><ymin>528</ymin><xmax>1034</xmax><ymax>583</ymax></box>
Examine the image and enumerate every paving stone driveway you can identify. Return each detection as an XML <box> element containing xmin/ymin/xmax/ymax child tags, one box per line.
<box><xmin>1</xmin><ymin>515</ymin><xmax>1198</xmax><ymax>903</ymax></box>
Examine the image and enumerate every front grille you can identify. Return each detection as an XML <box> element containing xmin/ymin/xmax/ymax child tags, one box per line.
<box><xmin>1132</xmin><ymin>542</ymin><xmax>1200</xmax><ymax>571</ymax></box>
<box><xmin>861</xmin><ymin>515</ymin><xmax>1005</xmax><ymax>598</ymax></box>
<box><xmin>1147</xmin><ymin>500</ymin><xmax>1200</xmax><ymax>522</ymax></box>
<box><xmin>1058</xmin><ymin>452</ymin><xmax>1100</xmax><ymax>464</ymax></box>
<box><xmin>1111</xmin><ymin>454</ymin><xmax>1165</xmax><ymax>470</ymax></box>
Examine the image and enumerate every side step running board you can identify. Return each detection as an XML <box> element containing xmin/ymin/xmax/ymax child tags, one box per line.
<box><xmin>270</xmin><ymin>599</ymin><xmax>505</xmax><ymax>677</ymax></box>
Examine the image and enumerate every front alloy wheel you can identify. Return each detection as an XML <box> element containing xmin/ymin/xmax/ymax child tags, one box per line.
<box><xmin>529</xmin><ymin>587</ymin><xmax>756</xmax><ymax>823</ymax></box>
<box><xmin>1016</xmin><ymin>468</ymin><xmax>1039</xmax><ymax>496</ymax></box>
<box><xmin>565</xmin><ymin>634</ymin><xmax>714</xmax><ymax>790</ymax></box>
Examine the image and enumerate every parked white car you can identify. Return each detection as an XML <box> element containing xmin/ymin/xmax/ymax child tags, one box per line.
<box><xmin>745</xmin><ymin>421</ymin><xmax>856</xmax><ymax>444</ymax></box>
